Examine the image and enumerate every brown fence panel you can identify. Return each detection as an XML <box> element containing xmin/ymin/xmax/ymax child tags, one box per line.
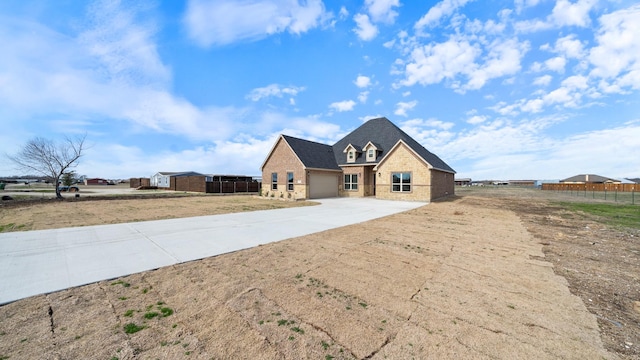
<box><xmin>203</xmin><ymin>181</ymin><xmax>262</xmax><ymax>194</ymax></box>
<box><xmin>542</xmin><ymin>183</ymin><xmax>638</xmax><ymax>192</ymax></box>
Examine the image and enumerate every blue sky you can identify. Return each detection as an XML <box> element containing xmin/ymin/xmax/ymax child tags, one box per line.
<box><xmin>1</xmin><ymin>0</ymin><xmax>639</xmax><ymax>181</ymax></box>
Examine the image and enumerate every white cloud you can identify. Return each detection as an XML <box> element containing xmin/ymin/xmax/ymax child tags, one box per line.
<box><xmin>394</xmin><ymin>100</ymin><xmax>418</xmax><ymax>117</ymax></box>
<box><xmin>545</xmin><ymin>56</ymin><xmax>566</xmax><ymax>73</ymax></box>
<box><xmin>365</xmin><ymin>0</ymin><xmax>401</xmax><ymax>24</ymax></box>
<box><xmin>329</xmin><ymin>100</ymin><xmax>356</xmax><ymax>112</ymax></box>
<box><xmin>397</xmin><ymin>37</ymin><xmax>479</xmax><ymax>87</ymax></box>
<box><xmin>589</xmin><ymin>4</ymin><xmax>640</xmax><ymax>86</ymax></box>
<box><xmin>339</xmin><ymin>6</ymin><xmax>349</xmax><ymax>19</ymax></box>
<box><xmin>467</xmin><ymin>115</ymin><xmax>488</xmax><ymax>124</ymax></box>
<box><xmin>550</xmin><ymin>0</ymin><xmax>596</xmax><ymax>28</ymax></box>
<box><xmin>399</xmin><ymin>118</ymin><xmax>455</xmax><ymax>149</ymax></box>
<box><xmin>561</xmin><ymin>75</ymin><xmax>589</xmax><ymax>90</ymax></box>
<box><xmin>246</xmin><ymin>84</ymin><xmax>305</xmax><ymax>101</ymax></box>
<box><xmin>80</xmin><ymin>1</ymin><xmax>170</xmax><ymax>88</ymax></box>
<box><xmin>396</xmin><ymin>36</ymin><xmax>528</xmax><ymax>92</ymax></box>
<box><xmin>455</xmin><ymin>120</ymin><xmax>640</xmax><ymax>180</ymax></box>
<box><xmin>533</xmin><ymin>74</ymin><xmax>553</xmax><ymax>86</ymax></box>
<box><xmin>415</xmin><ymin>0</ymin><xmax>474</xmax><ymax>29</ymax></box>
<box><xmin>514</xmin><ymin>0</ymin><xmax>542</xmax><ymax>14</ymax></box>
<box><xmin>0</xmin><ymin>1</ymin><xmax>249</xmax><ymax>143</ymax></box>
<box><xmin>354</xmin><ymin>75</ymin><xmax>372</xmax><ymax>88</ymax></box>
<box><xmin>553</xmin><ymin>34</ymin><xmax>585</xmax><ymax>59</ymax></box>
<box><xmin>353</xmin><ymin>13</ymin><xmax>378</xmax><ymax>41</ymax></box>
<box><xmin>515</xmin><ymin>0</ymin><xmax>597</xmax><ymax>32</ymax></box>
<box><xmin>463</xmin><ymin>38</ymin><xmax>529</xmax><ymax>92</ymax></box>
<box><xmin>183</xmin><ymin>0</ymin><xmax>332</xmax><ymax>47</ymax></box>
<box><xmin>357</xmin><ymin>91</ymin><xmax>369</xmax><ymax>104</ymax></box>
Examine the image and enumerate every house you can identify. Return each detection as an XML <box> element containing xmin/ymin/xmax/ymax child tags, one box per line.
<box><xmin>509</xmin><ymin>180</ymin><xmax>536</xmax><ymax>187</ymax></box>
<box><xmin>151</xmin><ymin>171</ymin><xmax>203</xmax><ymax>188</ymax></box>
<box><xmin>455</xmin><ymin>178</ymin><xmax>472</xmax><ymax>186</ymax></box>
<box><xmin>84</xmin><ymin>178</ymin><xmax>109</xmax><ymax>185</ymax></box>
<box><xmin>560</xmin><ymin>174</ymin><xmax>621</xmax><ymax>184</ymax></box>
<box><xmin>261</xmin><ymin>117</ymin><xmax>455</xmax><ymax>202</ymax></box>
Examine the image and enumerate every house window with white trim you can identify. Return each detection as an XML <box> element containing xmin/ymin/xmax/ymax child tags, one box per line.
<box><xmin>392</xmin><ymin>172</ymin><xmax>411</xmax><ymax>192</ymax></box>
<box><xmin>344</xmin><ymin>174</ymin><xmax>358</xmax><ymax>191</ymax></box>
<box><xmin>367</xmin><ymin>149</ymin><xmax>374</xmax><ymax>161</ymax></box>
<box><xmin>271</xmin><ymin>172</ymin><xmax>278</xmax><ymax>190</ymax></box>
<box><xmin>287</xmin><ymin>172</ymin><xmax>294</xmax><ymax>191</ymax></box>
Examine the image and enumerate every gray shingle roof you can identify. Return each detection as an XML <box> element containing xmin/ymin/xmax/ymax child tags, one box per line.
<box><xmin>560</xmin><ymin>174</ymin><xmax>618</xmax><ymax>183</ymax></box>
<box><xmin>332</xmin><ymin>117</ymin><xmax>455</xmax><ymax>173</ymax></box>
<box><xmin>275</xmin><ymin>118</ymin><xmax>455</xmax><ymax>173</ymax></box>
<box><xmin>282</xmin><ymin>135</ymin><xmax>341</xmax><ymax>170</ymax></box>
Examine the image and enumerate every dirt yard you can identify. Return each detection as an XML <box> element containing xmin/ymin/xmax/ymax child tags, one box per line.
<box><xmin>0</xmin><ymin>190</ymin><xmax>638</xmax><ymax>359</ymax></box>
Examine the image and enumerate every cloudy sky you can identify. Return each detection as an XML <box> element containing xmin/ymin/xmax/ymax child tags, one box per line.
<box><xmin>1</xmin><ymin>0</ymin><xmax>639</xmax><ymax>181</ymax></box>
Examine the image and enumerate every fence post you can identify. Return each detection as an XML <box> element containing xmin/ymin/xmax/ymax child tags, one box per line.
<box><xmin>615</xmin><ymin>189</ymin><xmax>618</xmax><ymax>203</ymax></box>
<box><xmin>604</xmin><ymin>189</ymin><xmax>607</xmax><ymax>200</ymax></box>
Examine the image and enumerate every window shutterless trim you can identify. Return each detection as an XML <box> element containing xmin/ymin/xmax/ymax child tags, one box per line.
<box><xmin>391</xmin><ymin>172</ymin><xmax>411</xmax><ymax>193</ymax></box>
<box><xmin>287</xmin><ymin>172</ymin><xmax>294</xmax><ymax>191</ymax></box>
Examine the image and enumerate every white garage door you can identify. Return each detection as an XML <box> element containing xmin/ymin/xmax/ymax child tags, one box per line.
<box><xmin>309</xmin><ymin>172</ymin><xmax>339</xmax><ymax>199</ymax></box>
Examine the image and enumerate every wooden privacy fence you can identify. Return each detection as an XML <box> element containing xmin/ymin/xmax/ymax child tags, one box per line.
<box><xmin>542</xmin><ymin>183</ymin><xmax>638</xmax><ymax>192</ymax></box>
<box><xmin>206</xmin><ymin>181</ymin><xmax>261</xmax><ymax>194</ymax></box>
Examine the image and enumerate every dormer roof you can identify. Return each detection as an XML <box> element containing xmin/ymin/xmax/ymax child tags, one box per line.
<box><xmin>332</xmin><ymin>117</ymin><xmax>455</xmax><ymax>173</ymax></box>
<box><xmin>363</xmin><ymin>141</ymin><xmax>381</xmax><ymax>151</ymax></box>
<box><xmin>343</xmin><ymin>144</ymin><xmax>362</xmax><ymax>153</ymax></box>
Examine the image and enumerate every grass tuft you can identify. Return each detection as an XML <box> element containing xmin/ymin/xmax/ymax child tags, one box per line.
<box><xmin>123</xmin><ymin>323</ymin><xmax>145</xmax><ymax>334</ymax></box>
<box><xmin>556</xmin><ymin>202</ymin><xmax>640</xmax><ymax>229</ymax></box>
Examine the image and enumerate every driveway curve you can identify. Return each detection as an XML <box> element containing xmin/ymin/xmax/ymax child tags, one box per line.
<box><xmin>0</xmin><ymin>198</ymin><xmax>425</xmax><ymax>304</ymax></box>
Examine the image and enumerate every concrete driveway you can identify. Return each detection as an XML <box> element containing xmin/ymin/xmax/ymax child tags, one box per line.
<box><xmin>0</xmin><ymin>198</ymin><xmax>425</xmax><ymax>304</ymax></box>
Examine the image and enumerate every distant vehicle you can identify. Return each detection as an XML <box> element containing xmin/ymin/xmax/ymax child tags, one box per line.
<box><xmin>59</xmin><ymin>185</ymin><xmax>79</xmax><ymax>192</ymax></box>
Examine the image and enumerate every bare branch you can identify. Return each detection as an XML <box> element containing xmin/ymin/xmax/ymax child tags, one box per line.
<box><xmin>7</xmin><ymin>134</ymin><xmax>87</xmax><ymax>199</ymax></box>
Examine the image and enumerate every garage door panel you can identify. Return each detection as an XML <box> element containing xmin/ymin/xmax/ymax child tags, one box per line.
<box><xmin>309</xmin><ymin>172</ymin><xmax>338</xmax><ymax>199</ymax></box>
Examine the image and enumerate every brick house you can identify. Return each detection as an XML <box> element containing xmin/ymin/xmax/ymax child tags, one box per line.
<box><xmin>261</xmin><ymin>117</ymin><xmax>455</xmax><ymax>201</ymax></box>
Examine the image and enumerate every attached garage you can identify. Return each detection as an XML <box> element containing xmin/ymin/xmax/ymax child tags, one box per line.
<box><xmin>309</xmin><ymin>171</ymin><xmax>339</xmax><ymax>199</ymax></box>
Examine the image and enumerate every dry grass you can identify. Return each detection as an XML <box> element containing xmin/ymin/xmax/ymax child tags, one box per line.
<box><xmin>0</xmin><ymin>193</ymin><xmax>618</xmax><ymax>359</ymax></box>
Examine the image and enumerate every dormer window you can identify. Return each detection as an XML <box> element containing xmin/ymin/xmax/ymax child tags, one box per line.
<box><xmin>343</xmin><ymin>144</ymin><xmax>360</xmax><ymax>163</ymax></box>
<box><xmin>363</xmin><ymin>141</ymin><xmax>380</xmax><ymax>162</ymax></box>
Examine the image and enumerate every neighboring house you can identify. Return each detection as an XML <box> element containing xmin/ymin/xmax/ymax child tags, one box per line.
<box><xmin>84</xmin><ymin>178</ymin><xmax>109</xmax><ymax>185</ymax></box>
<box><xmin>151</xmin><ymin>171</ymin><xmax>202</xmax><ymax>188</ymax></box>
<box><xmin>455</xmin><ymin>178</ymin><xmax>472</xmax><ymax>186</ymax></box>
<box><xmin>626</xmin><ymin>178</ymin><xmax>640</xmax><ymax>184</ymax></box>
<box><xmin>560</xmin><ymin>174</ymin><xmax>621</xmax><ymax>184</ymax></box>
<box><xmin>509</xmin><ymin>180</ymin><xmax>536</xmax><ymax>187</ymax></box>
<box><xmin>261</xmin><ymin>117</ymin><xmax>456</xmax><ymax>202</ymax></box>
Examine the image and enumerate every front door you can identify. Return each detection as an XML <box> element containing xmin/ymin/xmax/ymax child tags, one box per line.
<box><xmin>372</xmin><ymin>171</ymin><xmax>376</xmax><ymax>196</ymax></box>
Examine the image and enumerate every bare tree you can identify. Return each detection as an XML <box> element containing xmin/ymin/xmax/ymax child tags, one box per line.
<box><xmin>8</xmin><ymin>135</ymin><xmax>87</xmax><ymax>199</ymax></box>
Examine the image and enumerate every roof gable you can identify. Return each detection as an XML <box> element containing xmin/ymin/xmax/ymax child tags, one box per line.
<box><xmin>280</xmin><ymin>135</ymin><xmax>341</xmax><ymax>170</ymax></box>
<box><xmin>343</xmin><ymin>144</ymin><xmax>361</xmax><ymax>153</ymax></box>
<box><xmin>332</xmin><ymin>117</ymin><xmax>455</xmax><ymax>173</ymax></box>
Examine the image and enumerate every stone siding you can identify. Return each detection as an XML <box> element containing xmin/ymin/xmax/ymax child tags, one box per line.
<box><xmin>375</xmin><ymin>143</ymin><xmax>431</xmax><ymax>202</ymax></box>
<box><xmin>261</xmin><ymin>137</ymin><xmax>307</xmax><ymax>199</ymax></box>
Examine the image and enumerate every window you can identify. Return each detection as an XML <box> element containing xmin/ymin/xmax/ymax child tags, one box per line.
<box><xmin>271</xmin><ymin>172</ymin><xmax>277</xmax><ymax>190</ymax></box>
<box><xmin>287</xmin><ymin>172</ymin><xmax>294</xmax><ymax>191</ymax></box>
<box><xmin>392</xmin><ymin>172</ymin><xmax>411</xmax><ymax>192</ymax></box>
<box><xmin>347</xmin><ymin>150</ymin><xmax>356</xmax><ymax>162</ymax></box>
<box><xmin>368</xmin><ymin>149</ymin><xmax>374</xmax><ymax>159</ymax></box>
<box><xmin>344</xmin><ymin>174</ymin><xmax>358</xmax><ymax>191</ymax></box>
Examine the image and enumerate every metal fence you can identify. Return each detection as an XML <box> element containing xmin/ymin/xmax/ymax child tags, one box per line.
<box><xmin>544</xmin><ymin>187</ymin><xmax>637</xmax><ymax>205</ymax></box>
